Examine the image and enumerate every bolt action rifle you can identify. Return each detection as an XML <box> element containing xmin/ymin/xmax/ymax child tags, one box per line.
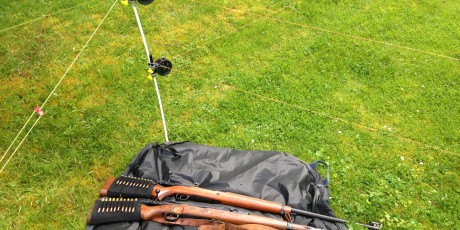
<box><xmin>87</xmin><ymin>197</ymin><xmax>322</xmax><ymax>230</ymax></box>
<box><xmin>99</xmin><ymin>176</ymin><xmax>381</xmax><ymax>229</ymax></box>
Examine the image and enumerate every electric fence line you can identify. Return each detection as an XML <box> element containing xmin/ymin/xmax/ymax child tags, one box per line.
<box><xmin>166</xmin><ymin>1</ymin><xmax>458</xmax><ymax>155</ymax></box>
<box><xmin>0</xmin><ymin>0</ymin><xmax>103</xmax><ymax>33</ymax></box>
<box><xmin>0</xmin><ymin>0</ymin><xmax>119</xmax><ymax>174</ymax></box>
<box><xmin>190</xmin><ymin>0</ymin><xmax>459</xmax><ymax>62</ymax></box>
<box><xmin>116</xmin><ymin>1</ymin><xmax>458</xmax><ymax>156</ymax></box>
<box><xmin>2</xmin><ymin>0</ymin><xmax>457</xmax><ymax>174</ymax></box>
<box><xmin>166</xmin><ymin>67</ymin><xmax>459</xmax><ymax>157</ymax></box>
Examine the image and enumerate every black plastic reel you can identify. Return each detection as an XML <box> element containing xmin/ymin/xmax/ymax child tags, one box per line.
<box><xmin>137</xmin><ymin>0</ymin><xmax>154</xmax><ymax>5</ymax></box>
<box><xmin>126</xmin><ymin>0</ymin><xmax>154</xmax><ymax>5</ymax></box>
<box><xmin>154</xmin><ymin>58</ymin><xmax>173</xmax><ymax>76</ymax></box>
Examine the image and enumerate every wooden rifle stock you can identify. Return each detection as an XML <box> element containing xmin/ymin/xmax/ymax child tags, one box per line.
<box><xmin>87</xmin><ymin>198</ymin><xmax>318</xmax><ymax>230</ymax></box>
<box><xmin>100</xmin><ymin>176</ymin><xmax>347</xmax><ymax>224</ymax></box>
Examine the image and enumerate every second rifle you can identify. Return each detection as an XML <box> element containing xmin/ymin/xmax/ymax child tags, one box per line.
<box><xmin>88</xmin><ymin>197</ymin><xmax>321</xmax><ymax>230</ymax></box>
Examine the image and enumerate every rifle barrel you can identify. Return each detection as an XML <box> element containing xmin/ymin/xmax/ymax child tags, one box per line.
<box><xmin>291</xmin><ymin>208</ymin><xmax>347</xmax><ymax>223</ymax></box>
<box><xmin>293</xmin><ymin>208</ymin><xmax>382</xmax><ymax>230</ymax></box>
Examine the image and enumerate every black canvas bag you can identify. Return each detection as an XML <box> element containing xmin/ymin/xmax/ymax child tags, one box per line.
<box><xmin>87</xmin><ymin>142</ymin><xmax>347</xmax><ymax>230</ymax></box>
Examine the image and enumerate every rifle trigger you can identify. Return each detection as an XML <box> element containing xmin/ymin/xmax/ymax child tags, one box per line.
<box><xmin>164</xmin><ymin>213</ymin><xmax>180</xmax><ymax>222</ymax></box>
<box><xmin>175</xmin><ymin>194</ymin><xmax>190</xmax><ymax>201</ymax></box>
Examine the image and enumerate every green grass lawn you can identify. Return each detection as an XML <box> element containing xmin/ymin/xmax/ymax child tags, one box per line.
<box><xmin>1</xmin><ymin>0</ymin><xmax>459</xmax><ymax>229</ymax></box>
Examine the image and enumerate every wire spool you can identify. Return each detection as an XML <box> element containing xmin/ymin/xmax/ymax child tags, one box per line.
<box><xmin>154</xmin><ymin>58</ymin><xmax>172</xmax><ymax>76</ymax></box>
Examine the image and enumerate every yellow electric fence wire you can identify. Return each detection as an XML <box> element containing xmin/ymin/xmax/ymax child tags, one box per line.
<box><xmin>190</xmin><ymin>0</ymin><xmax>459</xmax><ymax>62</ymax></box>
<box><xmin>0</xmin><ymin>0</ymin><xmax>102</xmax><ymax>33</ymax></box>
<box><xmin>0</xmin><ymin>0</ymin><xmax>119</xmax><ymax>173</ymax></box>
<box><xmin>170</xmin><ymin>67</ymin><xmax>460</xmax><ymax>157</ymax></box>
<box><xmin>173</xmin><ymin>6</ymin><xmax>286</xmax><ymax>59</ymax></box>
<box><xmin>136</xmin><ymin>0</ymin><xmax>458</xmax><ymax>156</ymax></box>
<box><xmin>166</xmin><ymin>1</ymin><xmax>459</xmax><ymax>155</ymax></box>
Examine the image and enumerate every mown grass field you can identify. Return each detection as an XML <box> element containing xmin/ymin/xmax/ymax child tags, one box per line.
<box><xmin>1</xmin><ymin>0</ymin><xmax>459</xmax><ymax>229</ymax></box>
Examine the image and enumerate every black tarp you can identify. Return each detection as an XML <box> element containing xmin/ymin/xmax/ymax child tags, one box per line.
<box><xmin>87</xmin><ymin>142</ymin><xmax>347</xmax><ymax>230</ymax></box>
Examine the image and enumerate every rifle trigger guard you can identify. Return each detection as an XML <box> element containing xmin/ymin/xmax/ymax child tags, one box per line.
<box><xmin>210</xmin><ymin>219</ymin><xmax>223</xmax><ymax>225</ymax></box>
<box><xmin>164</xmin><ymin>213</ymin><xmax>180</xmax><ymax>221</ymax></box>
<box><xmin>175</xmin><ymin>194</ymin><xmax>190</xmax><ymax>201</ymax></box>
<box><xmin>283</xmin><ymin>212</ymin><xmax>293</xmax><ymax>223</ymax></box>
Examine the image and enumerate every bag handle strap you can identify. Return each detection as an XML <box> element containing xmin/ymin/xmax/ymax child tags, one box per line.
<box><xmin>159</xmin><ymin>141</ymin><xmax>190</xmax><ymax>158</ymax></box>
